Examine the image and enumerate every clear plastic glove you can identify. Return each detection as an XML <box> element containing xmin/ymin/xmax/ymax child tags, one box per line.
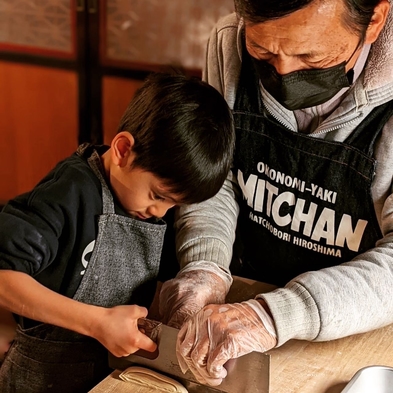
<box><xmin>159</xmin><ymin>262</ymin><xmax>232</xmax><ymax>329</ymax></box>
<box><xmin>176</xmin><ymin>299</ymin><xmax>277</xmax><ymax>386</ymax></box>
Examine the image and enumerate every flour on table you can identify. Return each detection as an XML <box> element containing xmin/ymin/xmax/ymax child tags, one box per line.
<box><xmin>119</xmin><ymin>366</ymin><xmax>188</xmax><ymax>393</ymax></box>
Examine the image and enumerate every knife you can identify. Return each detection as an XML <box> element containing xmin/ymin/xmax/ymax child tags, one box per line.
<box><xmin>108</xmin><ymin>318</ymin><xmax>270</xmax><ymax>393</ymax></box>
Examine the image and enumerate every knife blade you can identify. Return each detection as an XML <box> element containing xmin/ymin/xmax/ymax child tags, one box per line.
<box><xmin>108</xmin><ymin>318</ymin><xmax>269</xmax><ymax>393</ymax></box>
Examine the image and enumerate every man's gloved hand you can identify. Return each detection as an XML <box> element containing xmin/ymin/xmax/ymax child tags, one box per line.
<box><xmin>159</xmin><ymin>262</ymin><xmax>232</xmax><ymax>329</ymax></box>
<box><xmin>176</xmin><ymin>299</ymin><xmax>277</xmax><ymax>386</ymax></box>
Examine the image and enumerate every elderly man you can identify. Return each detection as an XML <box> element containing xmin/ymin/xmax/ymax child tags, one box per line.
<box><xmin>159</xmin><ymin>0</ymin><xmax>393</xmax><ymax>386</ymax></box>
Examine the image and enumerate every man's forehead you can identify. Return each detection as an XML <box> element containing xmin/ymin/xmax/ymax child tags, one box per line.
<box><xmin>246</xmin><ymin>33</ymin><xmax>324</xmax><ymax>55</ymax></box>
<box><xmin>244</xmin><ymin>6</ymin><xmax>351</xmax><ymax>57</ymax></box>
<box><xmin>245</xmin><ymin>0</ymin><xmax>349</xmax><ymax>38</ymax></box>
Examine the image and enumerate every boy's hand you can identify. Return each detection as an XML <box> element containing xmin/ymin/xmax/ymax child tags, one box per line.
<box><xmin>92</xmin><ymin>305</ymin><xmax>157</xmax><ymax>357</ymax></box>
<box><xmin>0</xmin><ymin>270</ymin><xmax>155</xmax><ymax>358</ymax></box>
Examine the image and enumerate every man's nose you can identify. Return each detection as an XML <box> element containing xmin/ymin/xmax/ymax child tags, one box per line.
<box><xmin>269</xmin><ymin>55</ymin><xmax>304</xmax><ymax>76</ymax></box>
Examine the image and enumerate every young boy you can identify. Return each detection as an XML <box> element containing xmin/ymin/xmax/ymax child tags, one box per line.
<box><xmin>0</xmin><ymin>72</ymin><xmax>235</xmax><ymax>392</ymax></box>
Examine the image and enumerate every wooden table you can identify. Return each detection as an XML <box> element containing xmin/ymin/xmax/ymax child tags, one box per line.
<box><xmin>90</xmin><ymin>276</ymin><xmax>393</xmax><ymax>393</ymax></box>
<box><xmin>268</xmin><ymin>324</ymin><xmax>393</xmax><ymax>393</ymax></box>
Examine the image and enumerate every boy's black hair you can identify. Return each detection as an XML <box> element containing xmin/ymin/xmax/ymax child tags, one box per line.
<box><xmin>117</xmin><ymin>72</ymin><xmax>235</xmax><ymax>204</ymax></box>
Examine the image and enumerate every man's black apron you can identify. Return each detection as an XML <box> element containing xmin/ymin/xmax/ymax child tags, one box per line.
<box><xmin>233</xmin><ymin>50</ymin><xmax>393</xmax><ymax>286</ymax></box>
<box><xmin>0</xmin><ymin>146</ymin><xmax>166</xmax><ymax>392</ymax></box>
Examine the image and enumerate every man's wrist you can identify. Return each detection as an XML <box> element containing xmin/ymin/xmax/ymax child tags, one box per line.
<box><xmin>256</xmin><ymin>298</ymin><xmax>273</xmax><ymax>318</ymax></box>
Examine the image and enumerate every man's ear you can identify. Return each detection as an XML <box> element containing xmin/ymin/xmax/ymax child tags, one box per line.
<box><xmin>364</xmin><ymin>0</ymin><xmax>390</xmax><ymax>44</ymax></box>
<box><xmin>111</xmin><ymin>131</ymin><xmax>135</xmax><ymax>167</ymax></box>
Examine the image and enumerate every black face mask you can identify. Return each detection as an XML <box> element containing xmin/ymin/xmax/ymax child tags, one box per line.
<box><xmin>251</xmin><ymin>44</ymin><xmax>360</xmax><ymax>110</ymax></box>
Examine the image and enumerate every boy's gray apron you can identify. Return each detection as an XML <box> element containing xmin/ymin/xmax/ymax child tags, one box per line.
<box><xmin>0</xmin><ymin>146</ymin><xmax>166</xmax><ymax>393</ymax></box>
<box><xmin>232</xmin><ymin>48</ymin><xmax>393</xmax><ymax>286</ymax></box>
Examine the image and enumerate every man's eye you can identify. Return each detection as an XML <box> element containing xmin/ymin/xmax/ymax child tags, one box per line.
<box><xmin>255</xmin><ymin>52</ymin><xmax>271</xmax><ymax>60</ymax></box>
<box><xmin>300</xmin><ymin>54</ymin><xmax>330</xmax><ymax>65</ymax></box>
<box><xmin>303</xmin><ymin>57</ymin><xmax>324</xmax><ymax>64</ymax></box>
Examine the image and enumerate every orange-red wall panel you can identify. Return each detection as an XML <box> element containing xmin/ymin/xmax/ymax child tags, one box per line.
<box><xmin>0</xmin><ymin>61</ymin><xmax>78</xmax><ymax>202</ymax></box>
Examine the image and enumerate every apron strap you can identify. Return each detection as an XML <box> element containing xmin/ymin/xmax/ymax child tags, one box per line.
<box><xmin>87</xmin><ymin>151</ymin><xmax>115</xmax><ymax>215</ymax></box>
<box><xmin>344</xmin><ymin>99</ymin><xmax>393</xmax><ymax>156</ymax></box>
<box><xmin>76</xmin><ymin>143</ymin><xmax>115</xmax><ymax>214</ymax></box>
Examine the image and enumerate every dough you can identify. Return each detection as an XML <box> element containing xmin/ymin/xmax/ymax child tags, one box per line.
<box><xmin>119</xmin><ymin>366</ymin><xmax>188</xmax><ymax>393</ymax></box>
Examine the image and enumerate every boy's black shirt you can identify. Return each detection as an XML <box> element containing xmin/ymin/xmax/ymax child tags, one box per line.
<box><xmin>0</xmin><ymin>145</ymin><xmax>110</xmax><ymax>298</ymax></box>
